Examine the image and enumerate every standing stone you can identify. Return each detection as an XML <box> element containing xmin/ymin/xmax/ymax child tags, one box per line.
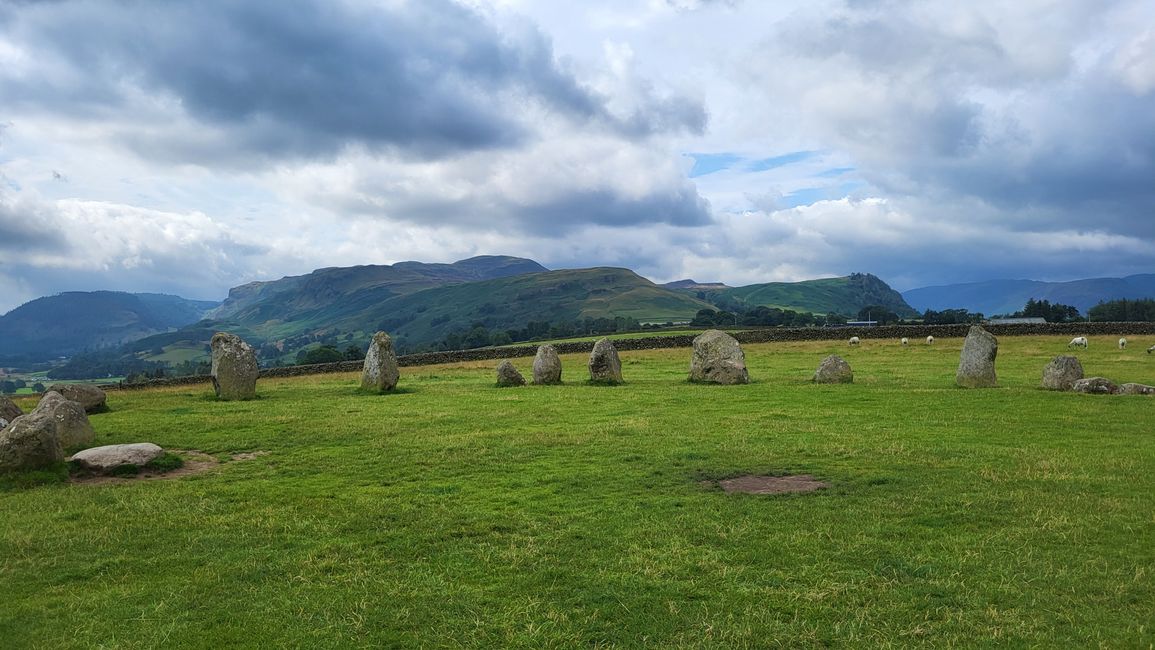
<box><xmin>956</xmin><ymin>325</ymin><xmax>998</xmax><ymax>388</ymax></box>
<box><xmin>36</xmin><ymin>391</ymin><xmax>96</xmax><ymax>449</ymax></box>
<box><xmin>1</xmin><ymin>395</ymin><xmax>23</xmax><ymax>430</ymax></box>
<box><xmin>689</xmin><ymin>329</ymin><xmax>749</xmax><ymax>384</ymax></box>
<box><xmin>67</xmin><ymin>443</ymin><xmax>164</xmax><ymax>472</ymax></box>
<box><xmin>588</xmin><ymin>338</ymin><xmax>624</xmax><ymax>385</ymax></box>
<box><xmin>47</xmin><ymin>383</ymin><xmax>107</xmax><ymax>413</ymax></box>
<box><xmin>1041</xmin><ymin>356</ymin><xmax>1084</xmax><ymax>391</ymax></box>
<box><xmin>532</xmin><ymin>344</ymin><xmax>562</xmax><ymax>385</ymax></box>
<box><xmin>361</xmin><ymin>331</ymin><xmax>400</xmax><ymax>392</ymax></box>
<box><xmin>495</xmin><ymin>360</ymin><xmax>526</xmax><ymax>387</ymax></box>
<box><xmin>814</xmin><ymin>355</ymin><xmax>854</xmax><ymax>384</ymax></box>
<box><xmin>1073</xmin><ymin>377</ymin><xmax>1119</xmax><ymax>394</ymax></box>
<box><xmin>1119</xmin><ymin>383</ymin><xmax>1155</xmax><ymax>395</ymax></box>
<box><xmin>210</xmin><ymin>332</ymin><xmax>259</xmax><ymax>400</ymax></box>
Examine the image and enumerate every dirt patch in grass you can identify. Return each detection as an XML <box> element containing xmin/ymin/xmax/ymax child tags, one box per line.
<box><xmin>69</xmin><ymin>449</ymin><xmax>266</xmax><ymax>485</ymax></box>
<box><xmin>713</xmin><ymin>474</ymin><xmax>830</xmax><ymax>495</ymax></box>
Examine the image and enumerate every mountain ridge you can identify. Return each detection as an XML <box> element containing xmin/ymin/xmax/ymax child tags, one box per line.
<box><xmin>902</xmin><ymin>274</ymin><xmax>1155</xmax><ymax>316</ymax></box>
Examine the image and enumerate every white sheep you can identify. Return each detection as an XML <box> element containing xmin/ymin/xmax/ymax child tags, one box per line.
<box><xmin>1148</xmin><ymin>344</ymin><xmax>1154</xmax><ymax>354</ymax></box>
<box><xmin>1068</xmin><ymin>336</ymin><xmax>1088</xmax><ymax>349</ymax></box>
<box><xmin>1119</xmin><ymin>337</ymin><xmax>1127</xmax><ymax>349</ymax></box>
<box><xmin>901</xmin><ymin>337</ymin><xmax>909</xmax><ymax>345</ymax></box>
<box><xmin>849</xmin><ymin>336</ymin><xmax>860</xmax><ymax>346</ymax></box>
<box><xmin>926</xmin><ymin>335</ymin><xmax>935</xmax><ymax>345</ymax></box>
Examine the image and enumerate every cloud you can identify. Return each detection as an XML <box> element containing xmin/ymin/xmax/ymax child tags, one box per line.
<box><xmin>0</xmin><ymin>0</ymin><xmax>704</xmax><ymax>165</ymax></box>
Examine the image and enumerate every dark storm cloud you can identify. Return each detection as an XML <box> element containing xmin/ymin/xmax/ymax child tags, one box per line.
<box><xmin>1</xmin><ymin>0</ymin><xmax>704</xmax><ymax>163</ymax></box>
<box><xmin>0</xmin><ymin>195</ymin><xmax>67</xmax><ymax>253</ymax></box>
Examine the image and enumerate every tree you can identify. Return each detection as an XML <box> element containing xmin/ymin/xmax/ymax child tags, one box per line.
<box><xmin>856</xmin><ymin>305</ymin><xmax>900</xmax><ymax>325</ymax></box>
<box><xmin>32</xmin><ymin>382</ymin><xmax>46</xmax><ymax>393</ymax></box>
<box><xmin>0</xmin><ymin>380</ymin><xmax>17</xmax><ymax>394</ymax></box>
<box><xmin>296</xmin><ymin>345</ymin><xmax>344</xmax><ymax>365</ymax></box>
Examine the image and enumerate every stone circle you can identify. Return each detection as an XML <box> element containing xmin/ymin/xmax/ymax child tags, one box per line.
<box><xmin>1073</xmin><ymin>377</ymin><xmax>1119</xmax><ymax>394</ymax></box>
<box><xmin>68</xmin><ymin>443</ymin><xmax>164</xmax><ymax>472</ymax></box>
<box><xmin>956</xmin><ymin>325</ymin><xmax>998</xmax><ymax>388</ymax></box>
<box><xmin>46</xmin><ymin>383</ymin><xmax>107</xmax><ymax>413</ymax></box>
<box><xmin>532</xmin><ymin>344</ymin><xmax>562</xmax><ymax>385</ymax></box>
<box><xmin>495</xmin><ymin>360</ymin><xmax>526</xmax><ymax>387</ymax></box>
<box><xmin>814</xmin><ymin>354</ymin><xmax>853</xmax><ymax>384</ymax></box>
<box><xmin>1041</xmin><ymin>355</ymin><xmax>1084</xmax><ymax>391</ymax></box>
<box><xmin>588</xmin><ymin>338</ymin><xmax>623</xmax><ymax>385</ymax></box>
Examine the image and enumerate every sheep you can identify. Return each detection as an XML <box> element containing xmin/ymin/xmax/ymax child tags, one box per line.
<box><xmin>926</xmin><ymin>335</ymin><xmax>935</xmax><ymax>345</ymax></box>
<box><xmin>1068</xmin><ymin>336</ymin><xmax>1088</xmax><ymax>349</ymax></box>
<box><xmin>849</xmin><ymin>336</ymin><xmax>860</xmax><ymax>346</ymax></box>
<box><xmin>1148</xmin><ymin>344</ymin><xmax>1154</xmax><ymax>354</ymax></box>
<box><xmin>901</xmin><ymin>337</ymin><xmax>909</xmax><ymax>345</ymax></box>
<box><xmin>1119</xmin><ymin>337</ymin><xmax>1127</xmax><ymax>349</ymax></box>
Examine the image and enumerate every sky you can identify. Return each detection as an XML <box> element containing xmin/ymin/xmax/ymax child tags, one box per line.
<box><xmin>1</xmin><ymin>0</ymin><xmax>1153</xmax><ymax>314</ymax></box>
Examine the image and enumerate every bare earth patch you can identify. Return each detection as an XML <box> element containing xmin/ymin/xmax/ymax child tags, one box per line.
<box><xmin>69</xmin><ymin>449</ymin><xmax>266</xmax><ymax>485</ymax></box>
<box><xmin>713</xmin><ymin>474</ymin><xmax>830</xmax><ymax>495</ymax></box>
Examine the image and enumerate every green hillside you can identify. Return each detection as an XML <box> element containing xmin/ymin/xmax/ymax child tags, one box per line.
<box><xmin>700</xmin><ymin>273</ymin><xmax>918</xmax><ymax>318</ymax></box>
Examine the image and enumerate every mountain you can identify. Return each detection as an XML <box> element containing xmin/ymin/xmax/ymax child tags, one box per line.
<box><xmin>662</xmin><ymin>279</ymin><xmax>730</xmax><ymax>290</ymax></box>
<box><xmin>683</xmin><ymin>273</ymin><xmax>918</xmax><ymax>318</ymax></box>
<box><xmin>902</xmin><ymin>274</ymin><xmax>1155</xmax><ymax>316</ymax></box>
<box><xmin>208</xmin><ymin>255</ymin><xmax>548</xmax><ymax>323</ymax></box>
<box><xmin>0</xmin><ymin>291</ymin><xmax>219</xmax><ymax>363</ymax></box>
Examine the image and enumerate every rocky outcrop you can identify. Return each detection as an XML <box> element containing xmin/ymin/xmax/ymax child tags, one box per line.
<box><xmin>210</xmin><ymin>332</ymin><xmax>259</xmax><ymax>400</ymax></box>
<box><xmin>1041</xmin><ymin>355</ymin><xmax>1084</xmax><ymax>391</ymax></box>
<box><xmin>588</xmin><ymin>338</ymin><xmax>623</xmax><ymax>385</ymax></box>
<box><xmin>956</xmin><ymin>325</ymin><xmax>998</xmax><ymax>388</ymax></box>
<box><xmin>67</xmin><ymin>443</ymin><xmax>164</xmax><ymax>472</ymax></box>
<box><xmin>361</xmin><ymin>331</ymin><xmax>400</xmax><ymax>392</ymax></box>
<box><xmin>1073</xmin><ymin>377</ymin><xmax>1119</xmax><ymax>394</ymax></box>
<box><xmin>689</xmin><ymin>330</ymin><xmax>749</xmax><ymax>384</ymax></box>
<box><xmin>814</xmin><ymin>355</ymin><xmax>853</xmax><ymax>384</ymax></box>
<box><xmin>495</xmin><ymin>360</ymin><xmax>526</xmax><ymax>387</ymax></box>
<box><xmin>532</xmin><ymin>344</ymin><xmax>562</xmax><ymax>385</ymax></box>
<box><xmin>46</xmin><ymin>383</ymin><xmax>107</xmax><ymax>413</ymax></box>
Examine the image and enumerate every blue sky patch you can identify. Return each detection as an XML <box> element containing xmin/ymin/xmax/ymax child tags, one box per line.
<box><xmin>687</xmin><ymin>153</ymin><xmax>742</xmax><ymax>178</ymax></box>
<box><xmin>748</xmin><ymin>150</ymin><xmax>817</xmax><ymax>173</ymax></box>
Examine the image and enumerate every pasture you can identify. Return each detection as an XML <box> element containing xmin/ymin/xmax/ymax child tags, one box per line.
<box><xmin>1</xmin><ymin>335</ymin><xmax>1153</xmax><ymax>647</ymax></box>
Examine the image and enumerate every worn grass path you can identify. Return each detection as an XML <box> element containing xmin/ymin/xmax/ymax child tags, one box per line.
<box><xmin>2</xmin><ymin>335</ymin><xmax>1153</xmax><ymax>648</ymax></box>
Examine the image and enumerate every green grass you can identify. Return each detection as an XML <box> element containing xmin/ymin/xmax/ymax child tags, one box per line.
<box><xmin>1</xmin><ymin>335</ymin><xmax>1153</xmax><ymax>647</ymax></box>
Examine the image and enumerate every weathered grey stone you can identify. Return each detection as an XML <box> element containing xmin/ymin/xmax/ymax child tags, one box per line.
<box><xmin>532</xmin><ymin>344</ymin><xmax>562</xmax><ymax>385</ymax></box>
<box><xmin>495</xmin><ymin>360</ymin><xmax>526</xmax><ymax>387</ymax></box>
<box><xmin>46</xmin><ymin>383</ymin><xmax>107</xmax><ymax>413</ymax></box>
<box><xmin>35</xmin><ymin>391</ymin><xmax>96</xmax><ymax>449</ymax></box>
<box><xmin>0</xmin><ymin>413</ymin><xmax>64</xmax><ymax>472</ymax></box>
<box><xmin>814</xmin><ymin>355</ymin><xmax>853</xmax><ymax>384</ymax></box>
<box><xmin>1041</xmin><ymin>355</ymin><xmax>1084</xmax><ymax>391</ymax></box>
<box><xmin>0</xmin><ymin>390</ymin><xmax>95</xmax><ymax>471</ymax></box>
<box><xmin>210</xmin><ymin>332</ymin><xmax>259</xmax><ymax>400</ymax></box>
<box><xmin>956</xmin><ymin>325</ymin><xmax>998</xmax><ymax>388</ymax></box>
<box><xmin>689</xmin><ymin>329</ymin><xmax>749</xmax><ymax>384</ymax></box>
<box><xmin>67</xmin><ymin>443</ymin><xmax>164</xmax><ymax>472</ymax></box>
<box><xmin>1</xmin><ymin>395</ymin><xmax>23</xmax><ymax>430</ymax></box>
<box><xmin>361</xmin><ymin>331</ymin><xmax>400</xmax><ymax>392</ymax></box>
<box><xmin>1073</xmin><ymin>377</ymin><xmax>1119</xmax><ymax>394</ymax></box>
<box><xmin>1119</xmin><ymin>383</ymin><xmax>1155</xmax><ymax>395</ymax></box>
<box><xmin>588</xmin><ymin>338</ymin><xmax>623</xmax><ymax>385</ymax></box>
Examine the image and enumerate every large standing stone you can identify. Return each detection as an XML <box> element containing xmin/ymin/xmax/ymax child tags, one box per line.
<box><xmin>211</xmin><ymin>332</ymin><xmax>259</xmax><ymax>400</ymax></box>
<box><xmin>35</xmin><ymin>391</ymin><xmax>96</xmax><ymax>449</ymax></box>
<box><xmin>0</xmin><ymin>390</ymin><xmax>94</xmax><ymax>471</ymax></box>
<box><xmin>67</xmin><ymin>443</ymin><xmax>164</xmax><ymax>472</ymax></box>
<box><xmin>956</xmin><ymin>325</ymin><xmax>998</xmax><ymax>388</ymax></box>
<box><xmin>0</xmin><ymin>395</ymin><xmax>23</xmax><ymax>430</ymax></box>
<box><xmin>588</xmin><ymin>338</ymin><xmax>624</xmax><ymax>385</ymax></box>
<box><xmin>532</xmin><ymin>344</ymin><xmax>562</xmax><ymax>385</ymax></box>
<box><xmin>495</xmin><ymin>360</ymin><xmax>526</xmax><ymax>387</ymax></box>
<box><xmin>1041</xmin><ymin>355</ymin><xmax>1084</xmax><ymax>391</ymax></box>
<box><xmin>1119</xmin><ymin>383</ymin><xmax>1155</xmax><ymax>395</ymax></box>
<box><xmin>814</xmin><ymin>355</ymin><xmax>853</xmax><ymax>384</ymax></box>
<box><xmin>361</xmin><ymin>331</ymin><xmax>400</xmax><ymax>392</ymax></box>
<box><xmin>46</xmin><ymin>383</ymin><xmax>107</xmax><ymax>413</ymax></box>
<box><xmin>689</xmin><ymin>329</ymin><xmax>749</xmax><ymax>385</ymax></box>
<box><xmin>1073</xmin><ymin>377</ymin><xmax>1119</xmax><ymax>394</ymax></box>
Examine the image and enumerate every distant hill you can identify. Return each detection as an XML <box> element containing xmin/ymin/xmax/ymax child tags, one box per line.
<box><xmin>662</xmin><ymin>279</ymin><xmax>730</xmax><ymax>290</ymax></box>
<box><xmin>902</xmin><ymin>274</ymin><xmax>1155</xmax><ymax>316</ymax></box>
<box><xmin>680</xmin><ymin>273</ymin><xmax>918</xmax><ymax>318</ymax></box>
<box><xmin>0</xmin><ymin>292</ymin><xmax>219</xmax><ymax>363</ymax></box>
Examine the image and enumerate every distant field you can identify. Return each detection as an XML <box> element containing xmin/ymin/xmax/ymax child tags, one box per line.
<box><xmin>2</xmin><ymin>335</ymin><xmax>1153</xmax><ymax>647</ymax></box>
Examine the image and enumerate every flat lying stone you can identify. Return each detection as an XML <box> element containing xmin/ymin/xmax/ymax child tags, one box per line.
<box><xmin>1073</xmin><ymin>377</ymin><xmax>1119</xmax><ymax>394</ymax></box>
<box><xmin>68</xmin><ymin>443</ymin><xmax>164</xmax><ymax>472</ymax></box>
<box><xmin>1119</xmin><ymin>383</ymin><xmax>1155</xmax><ymax>396</ymax></box>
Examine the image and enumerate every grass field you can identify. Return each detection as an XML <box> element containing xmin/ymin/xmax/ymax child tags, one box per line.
<box><xmin>2</xmin><ymin>335</ymin><xmax>1153</xmax><ymax>647</ymax></box>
